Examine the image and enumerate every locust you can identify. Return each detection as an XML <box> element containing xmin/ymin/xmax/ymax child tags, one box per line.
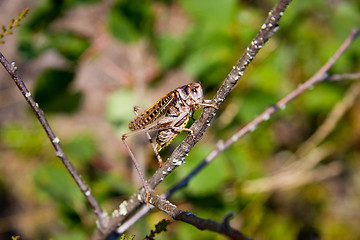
<box><xmin>122</xmin><ymin>83</ymin><xmax>217</xmax><ymax>203</ymax></box>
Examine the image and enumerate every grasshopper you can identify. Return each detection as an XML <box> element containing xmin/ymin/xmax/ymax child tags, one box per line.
<box><xmin>122</xmin><ymin>83</ymin><xmax>217</xmax><ymax>202</ymax></box>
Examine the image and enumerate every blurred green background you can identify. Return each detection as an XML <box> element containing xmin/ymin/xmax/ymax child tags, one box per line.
<box><xmin>0</xmin><ymin>0</ymin><xmax>360</xmax><ymax>239</ymax></box>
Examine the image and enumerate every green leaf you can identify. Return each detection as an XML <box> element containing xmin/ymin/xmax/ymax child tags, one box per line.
<box><xmin>181</xmin><ymin>146</ymin><xmax>228</xmax><ymax>195</ymax></box>
<box><xmin>23</xmin><ymin>0</ymin><xmax>64</xmax><ymax>31</ymax></box>
<box><xmin>302</xmin><ymin>83</ymin><xmax>345</xmax><ymax>114</ymax></box>
<box><xmin>236</xmin><ymin>89</ymin><xmax>278</xmax><ymax>122</ymax></box>
<box><xmin>34</xmin><ymin>68</ymin><xmax>82</xmax><ymax>113</ymax></box>
<box><xmin>105</xmin><ymin>88</ymin><xmax>136</xmax><ymax>135</ymax></box>
<box><xmin>0</xmin><ymin>123</ymin><xmax>45</xmax><ymax>156</ymax></box>
<box><xmin>63</xmin><ymin>135</ymin><xmax>98</xmax><ymax>165</ymax></box>
<box><xmin>65</xmin><ymin>0</ymin><xmax>101</xmax><ymax>6</ymax></box>
<box><xmin>156</xmin><ymin>34</ymin><xmax>185</xmax><ymax>70</ymax></box>
<box><xmin>55</xmin><ymin>229</ymin><xmax>87</xmax><ymax>240</ymax></box>
<box><xmin>180</xmin><ymin>0</ymin><xmax>235</xmax><ymax>27</ymax></box>
<box><xmin>49</xmin><ymin>32</ymin><xmax>91</xmax><ymax>61</ymax></box>
<box><xmin>93</xmin><ymin>172</ymin><xmax>135</xmax><ymax>201</ymax></box>
<box><xmin>107</xmin><ymin>0</ymin><xmax>154</xmax><ymax>42</ymax></box>
<box><xmin>32</xmin><ymin>165</ymin><xmax>83</xmax><ymax>204</ymax></box>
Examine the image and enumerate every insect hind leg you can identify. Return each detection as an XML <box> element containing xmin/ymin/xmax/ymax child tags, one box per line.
<box><xmin>133</xmin><ymin>106</ymin><xmax>164</xmax><ymax>166</ymax></box>
<box><xmin>121</xmin><ymin>135</ymin><xmax>151</xmax><ymax>204</ymax></box>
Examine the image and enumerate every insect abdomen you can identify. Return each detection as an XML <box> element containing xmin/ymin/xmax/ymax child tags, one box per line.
<box><xmin>155</xmin><ymin>115</ymin><xmax>190</xmax><ymax>152</ymax></box>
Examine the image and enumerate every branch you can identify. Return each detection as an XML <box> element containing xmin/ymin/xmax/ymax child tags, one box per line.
<box><xmin>92</xmin><ymin>0</ymin><xmax>292</xmax><ymax>238</ymax></box>
<box><xmin>150</xmin><ymin>195</ymin><xmax>249</xmax><ymax>240</ymax></box>
<box><xmin>328</xmin><ymin>72</ymin><xmax>360</xmax><ymax>82</ymax></box>
<box><xmin>0</xmin><ymin>52</ymin><xmax>109</xmax><ymax>229</ymax></box>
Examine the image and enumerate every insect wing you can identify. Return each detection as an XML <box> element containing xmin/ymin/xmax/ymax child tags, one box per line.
<box><xmin>128</xmin><ymin>91</ymin><xmax>176</xmax><ymax>131</ymax></box>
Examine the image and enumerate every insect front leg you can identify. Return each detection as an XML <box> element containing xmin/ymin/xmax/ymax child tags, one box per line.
<box><xmin>200</xmin><ymin>100</ymin><xmax>218</xmax><ymax>109</ymax></box>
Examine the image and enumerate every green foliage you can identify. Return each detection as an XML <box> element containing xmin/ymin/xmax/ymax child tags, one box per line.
<box><xmin>105</xmin><ymin>88</ymin><xmax>136</xmax><ymax>134</ymax></box>
<box><xmin>181</xmin><ymin>146</ymin><xmax>228</xmax><ymax>196</ymax></box>
<box><xmin>107</xmin><ymin>0</ymin><xmax>154</xmax><ymax>42</ymax></box>
<box><xmin>0</xmin><ymin>123</ymin><xmax>45</xmax><ymax>156</ymax></box>
<box><xmin>2</xmin><ymin>0</ymin><xmax>360</xmax><ymax>239</ymax></box>
<box><xmin>55</xmin><ymin>230</ymin><xmax>87</xmax><ymax>240</ymax></box>
<box><xmin>62</xmin><ymin>134</ymin><xmax>98</xmax><ymax>165</ymax></box>
<box><xmin>181</xmin><ymin>0</ymin><xmax>235</xmax><ymax>27</ymax></box>
<box><xmin>48</xmin><ymin>32</ymin><xmax>91</xmax><ymax>61</ymax></box>
<box><xmin>18</xmin><ymin>0</ymin><xmax>92</xmax><ymax>60</ymax></box>
<box><xmin>155</xmin><ymin>34</ymin><xmax>185</xmax><ymax>70</ymax></box>
<box><xmin>236</xmin><ymin>89</ymin><xmax>279</xmax><ymax>122</ymax></box>
<box><xmin>302</xmin><ymin>83</ymin><xmax>346</xmax><ymax>114</ymax></box>
<box><xmin>33</xmin><ymin>165</ymin><xmax>84</xmax><ymax>206</ymax></box>
<box><xmin>33</xmin><ymin>68</ymin><xmax>82</xmax><ymax>113</ymax></box>
<box><xmin>180</xmin><ymin>0</ymin><xmax>239</xmax><ymax>84</ymax></box>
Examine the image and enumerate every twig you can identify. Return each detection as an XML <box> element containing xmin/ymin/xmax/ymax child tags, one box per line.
<box><xmin>296</xmin><ymin>81</ymin><xmax>360</xmax><ymax>157</ymax></box>
<box><xmin>329</xmin><ymin>72</ymin><xmax>360</xmax><ymax>82</ymax></box>
<box><xmin>242</xmin><ymin>145</ymin><xmax>336</xmax><ymax>193</ymax></box>
<box><xmin>150</xmin><ymin>194</ymin><xmax>249</xmax><ymax>240</ymax></box>
<box><xmin>92</xmin><ymin>0</ymin><xmax>292</xmax><ymax>238</ymax></box>
<box><xmin>242</xmin><ymin>81</ymin><xmax>360</xmax><ymax>193</ymax></box>
<box><xmin>0</xmin><ymin>52</ymin><xmax>109</xmax><ymax>229</ymax></box>
<box><xmin>0</xmin><ymin>8</ymin><xmax>29</xmax><ymax>44</ymax></box>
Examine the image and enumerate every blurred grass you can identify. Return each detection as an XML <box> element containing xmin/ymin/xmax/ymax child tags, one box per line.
<box><xmin>1</xmin><ymin>0</ymin><xmax>360</xmax><ymax>239</ymax></box>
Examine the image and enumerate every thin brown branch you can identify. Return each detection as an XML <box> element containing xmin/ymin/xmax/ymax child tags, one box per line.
<box><xmin>296</xmin><ymin>81</ymin><xmax>360</xmax><ymax>156</ymax></box>
<box><xmin>0</xmin><ymin>52</ymin><xmax>108</xmax><ymax>229</ymax></box>
<box><xmin>149</xmin><ymin>194</ymin><xmax>248</xmax><ymax>240</ymax></box>
<box><xmin>328</xmin><ymin>72</ymin><xmax>360</xmax><ymax>81</ymax></box>
<box><xmin>242</xmin><ymin>145</ymin><xmax>338</xmax><ymax>193</ymax></box>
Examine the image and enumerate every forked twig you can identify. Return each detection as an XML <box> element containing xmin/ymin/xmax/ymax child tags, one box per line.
<box><xmin>149</xmin><ymin>194</ymin><xmax>249</xmax><ymax>240</ymax></box>
<box><xmin>0</xmin><ymin>52</ymin><xmax>109</xmax><ymax>229</ymax></box>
